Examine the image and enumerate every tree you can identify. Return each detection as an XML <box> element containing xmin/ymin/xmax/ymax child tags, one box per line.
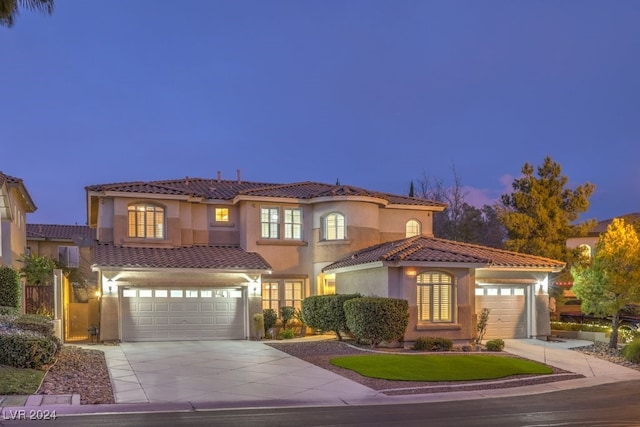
<box><xmin>498</xmin><ymin>156</ymin><xmax>595</xmax><ymax>262</ymax></box>
<box><xmin>572</xmin><ymin>218</ymin><xmax>640</xmax><ymax>348</ymax></box>
<box><xmin>0</xmin><ymin>0</ymin><xmax>54</xmax><ymax>28</ymax></box>
<box><xmin>18</xmin><ymin>253</ymin><xmax>55</xmax><ymax>285</ymax></box>
<box><xmin>413</xmin><ymin>166</ymin><xmax>505</xmax><ymax>248</ymax></box>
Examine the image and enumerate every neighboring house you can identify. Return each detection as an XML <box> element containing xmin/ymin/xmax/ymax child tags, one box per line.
<box><xmin>85</xmin><ymin>175</ymin><xmax>564</xmax><ymax>343</ymax></box>
<box><xmin>559</xmin><ymin>212</ymin><xmax>640</xmax><ymax>319</ymax></box>
<box><xmin>26</xmin><ymin>224</ymin><xmax>98</xmax><ymax>340</ymax></box>
<box><xmin>0</xmin><ymin>172</ymin><xmax>36</xmax><ymax>269</ymax></box>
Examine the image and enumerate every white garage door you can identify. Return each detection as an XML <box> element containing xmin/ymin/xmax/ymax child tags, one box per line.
<box><xmin>120</xmin><ymin>287</ymin><xmax>245</xmax><ymax>342</ymax></box>
<box><xmin>475</xmin><ymin>286</ymin><xmax>527</xmax><ymax>339</ymax></box>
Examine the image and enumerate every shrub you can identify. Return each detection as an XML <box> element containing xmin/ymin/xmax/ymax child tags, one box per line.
<box><xmin>13</xmin><ymin>314</ymin><xmax>54</xmax><ymax>337</ymax></box>
<box><xmin>0</xmin><ymin>266</ymin><xmax>21</xmax><ymax>308</ymax></box>
<box><xmin>263</xmin><ymin>308</ymin><xmax>278</xmax><ymax>336</ymax></box>
<box><xmin>343</xmin><ymin>297</ymin><xmax>409</xmax><ymax>348</ymax></box>
<box><xmin>412</xmin><ymin>336</ymin><xmax>453</xmax><ymax>351</ymax></box>
<box><xmin>550</xmin><ymin>321</ymin><xmax>610</xmax><ymax>333</ymax></box>
<box><xmin>252</xmin><ymin>313</ymin><xmax>264</xmax><ymax>340</ymax></box>
<box><xmin>301</xmin><ymin>294</ymin><xmax>361</xmax><ymax>341</ymax></box>
<box><xmin>619</xmin><ymin>326</ymin><xmax>640</xmax><ymax>344</ymax></box>
<box><xmin>0</xmin><ymin>331</ymin><xmax>58</xmax><ymax>369</ymax></box>
<box><xmin>0</xmin><ymin>305</ymin><xmax>19</xmax><ymax>316</ymax></box>
<box><xmin>278</xmin><ymin>328</ymin><xmax>295</xmax><ymax>339</ymax></box>
<box><xmin>623</xmin><ymin>339</ymin><xmax>640</xmax><ymax>363</ymax></box>
<box><xmin>475</xmin><ymin>308</ymin><xmax>491</xmax><ymax>345</ymax></box>
<box><xmin>280</xmin><ymin>306</ymin><xmax>296</xmax><ymax>330</ymax></box>
<box><xmin>485</xmin><ymin>339</ymin><xmax>505</xmax><ymax>352</ymax></box>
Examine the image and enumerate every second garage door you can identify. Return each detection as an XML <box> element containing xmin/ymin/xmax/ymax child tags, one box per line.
<box><xmin>475</xmin><ymin>286</ymin><xmax>527</xmax><ymax>339</ymax></box>
<box><xmin>120</xmin><ymin>287</ymin><xmax>245</xmax><ymax>342</ymax></box>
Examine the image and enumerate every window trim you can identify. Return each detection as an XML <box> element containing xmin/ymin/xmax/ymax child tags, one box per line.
<box><xmin>406</xmin><ymin>219</ymin><xmax>421</xmax><ymax>238</ymax></box>
<box><xmin>323</xmin><ymin>212</ymin><xmax>346</xmax><ymax>241</ymax></box>
<box><xmin>260</xmin><ymin>207</ymin><xmax>280</xmax><ymax>239</ymax></box>
<box><xmin>417</xmin><ymin>271</ymin><xmax>455</xmax><ymax>323</ymax></box>
<box><xmin>127</xmin><ymin>203</ymin><xmax>166</xmax><ymax>239</ymax></box>
<box><xmin>284</xmin><ymin>208</ymin><xmax>303</xmax><ymax>240</ymax></box>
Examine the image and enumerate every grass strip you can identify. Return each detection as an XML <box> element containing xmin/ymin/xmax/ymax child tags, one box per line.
<box><xmin>330</xmin><ymin>354</ymin><xmax>552</xmax><ymax>381</ymax></box>
<box><xmin>0</xmin><ymin>365</ymin><xmax>45</xmax><ymax>394</ymax></box>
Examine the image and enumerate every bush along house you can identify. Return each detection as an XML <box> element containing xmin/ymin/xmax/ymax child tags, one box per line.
<box><xmin>85</xmin><ymin>173</ymin><xmax>564</xmax><ymax>343</ymax></box>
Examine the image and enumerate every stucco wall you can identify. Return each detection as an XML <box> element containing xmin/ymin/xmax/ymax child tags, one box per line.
<box><xmin>335</xmin><ymin>267</ymin><xmax>389</xmax><ymax>297</ymax></box>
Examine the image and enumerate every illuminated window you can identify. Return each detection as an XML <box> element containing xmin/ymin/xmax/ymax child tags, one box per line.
<box><xmin>284</xmin><ymin>208</ymin><xmax>302</xmax><ymax>240</ymax></box>
<box><xmin>324</xmin><ymin>213</ymin><xmax>345</xmax><ymax>240</ymax></box>
<box><xmin>284</xmin><ymin>281</ymin><xmax>303</xmax><ymax>309</ymax></box>
<box><xmin>417</xmin><ymin>272</ymin><xmax>454</xmax><ymax>323</ymax></box>
<box><xmin>261</xmin><ymin>207</ymin><xmax>279</xmax><ymax>239</ymax></box>
<box><xmin>215</xmin><ymin>208</ymin><xmax>229</xmax><ymax>222</ymax></box>
<box><xmin>406</xmin><ymin>220</ymin><xmax>421</xmax><ymax>237</ymax></box>
<box><xmin>262</xmin><ymin>282</ymin><xmax>280</xmax><ymax>311</ymax></box>
<box><xmin>128</xmin><ymin>204</ymin><xmax>165</xmax><ymax>239</ymax></box>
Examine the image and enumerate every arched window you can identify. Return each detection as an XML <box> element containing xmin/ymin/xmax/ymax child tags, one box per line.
<box><xmin>417</xmin><ymin>271</ymin><xmax>454</xmax><ymax>323</ymax></box>
<box><xmin>324</xmin><ymin>213</ymin><xmax>345</xmax><ymax>240</ymax></box>
<box><xmin>128</xmin><ymin>203</ymin><xmax>165</xmax><ymax>239</ymax></box>
<box><xmin>406</xmin><ymin>219</ymin><xmax>421</xmax><ymax>237</ymax></box>
<box><xmin>578</xmin><ymin>244</ymin><xmax>592</xmax><ymax>258</ymax></box>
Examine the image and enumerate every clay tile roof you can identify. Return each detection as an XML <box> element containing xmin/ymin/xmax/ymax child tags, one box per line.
<box><xmin>323</xmin><ymin>236</ymin><xmax>565</xmax><ymax>271</ymax></box>
<box><xmin>27</xmin><ymin>224</ymin><xmax>96</xmax><ymax>241</ymax></box>
<box><xmin>0</xmin><ymin>171</ymin><xmax>37</xmax><ymax>212</ymax></box>
<box><xmin>86</xmin><ymin>178</ymin><xmax>445</xmax><ymax>208</ymax></box>
<box><xmin>93</xmin><ymin>243</ymin><xmax>272</xmax><ymax>270</ymax></box>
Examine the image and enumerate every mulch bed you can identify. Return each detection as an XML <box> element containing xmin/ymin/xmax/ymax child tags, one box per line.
<box><xmin>267</xmin><ymin>340</ymin><xmax>584</xmax><ymax>396</ymax></box>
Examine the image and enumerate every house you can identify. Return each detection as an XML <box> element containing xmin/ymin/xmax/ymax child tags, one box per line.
<box><xmin>0</xmin><ymin>172</ymin><xmax>36</xmax><ymax>269</ymax></box>
<box><xmin>558</xmin><ymin>212</ymin><xmax>640</xmax><ymax>320</ymax></box>
<box><xmin>26</xmin><ymin>224</ymin><xmax>98</xmax><ymax>340</ymax></box>
<box><xmin>85</xmin><ymin>174</ymin><xmax>564</xmax><ymax>343</ymax></box>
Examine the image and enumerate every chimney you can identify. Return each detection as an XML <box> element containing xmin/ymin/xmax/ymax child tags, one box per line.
<box><xmin>185</xmin><ymin>176</ymin><xmax>190</xmax><ymax>186</ymax></box>
<box><xmin>217</xmin><ymin>171</ymin><xmax>221</xmax><ymax>182</ymax></box>
<box><xmin>237</xmin><ymin>169</ymin><xmax>241</xmax><ymax>184</ymax></box>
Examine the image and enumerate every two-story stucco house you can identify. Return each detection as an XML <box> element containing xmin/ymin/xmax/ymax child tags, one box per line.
<box><xmin>86</xmin><ymin>175</ymin><xmax>564</xmax><ymax>343</ymax></box>
<box><xmin>0</xmin><ymin>172</ymin><xmax>37</xmax><ymax>270</ymax></box>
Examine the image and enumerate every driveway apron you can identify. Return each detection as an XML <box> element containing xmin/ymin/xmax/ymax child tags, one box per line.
<box><xmin>102</xmin><ymin>340</ymin><xmax>382</xmax><ymax>405</ymax></box>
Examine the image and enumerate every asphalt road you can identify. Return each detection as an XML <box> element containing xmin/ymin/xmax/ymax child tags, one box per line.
<box><xmin>3</xmin><ymin>380</ymin><xmax>640</xmax><ymax>427</ymax></box>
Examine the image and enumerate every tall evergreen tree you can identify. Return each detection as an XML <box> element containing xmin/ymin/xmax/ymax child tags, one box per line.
<box><xmin>498</xmin><ymin>156</ymin><xmax>595</xmax><ymax>262</ymax></box>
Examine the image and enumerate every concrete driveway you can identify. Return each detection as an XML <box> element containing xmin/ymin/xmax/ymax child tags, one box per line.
<box><xmin>97</xmin><ymin>339</ymin><xmax>381</xmax><ymax>405</ymax></box>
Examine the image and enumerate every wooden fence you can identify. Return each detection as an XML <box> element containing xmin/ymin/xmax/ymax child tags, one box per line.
<box><xmin>24</xmin><ymin>285</ymin><xmax>54</xmax><ymax>316</ymax></box>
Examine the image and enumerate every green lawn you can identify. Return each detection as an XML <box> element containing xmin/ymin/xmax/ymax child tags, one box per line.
<box><xmin>0</xmin><ymin>365</ymin><xmax>45</xmax><ymax>394</ymax></box>
<box><xmin>330</xmin><ymin>354</ymin><xmax>552</xmax><ymax>381</ymax></box>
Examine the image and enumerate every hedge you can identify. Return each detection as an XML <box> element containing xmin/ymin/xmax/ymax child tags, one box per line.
<box><xmin>0</xmin><ymin>331</ymin><xmax>58</xmax><ymax>369</ymax></box>
<box><xmin>301</xmin><ymin>294</ymin><xmax>361</xmax><ymax>340</ymax></box>
<box><xmin>0</xmin><ymin>266</ymin><xmax>21</xmax><ymax>308</ymax></box>
<box><xmin>13</xmin><ymin>314</ymin><xmax>55</xmax><ymax>337</ymax></box>
<box><xmin>343</xmin><ymin>297</ymin><xmax>409</xmax><ymax>347</ymax></box>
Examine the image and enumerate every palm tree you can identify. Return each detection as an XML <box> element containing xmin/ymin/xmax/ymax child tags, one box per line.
<box><xmin>0</xmin><ymin>0</ymin><xmax>54</xmax><ymax>28</ymax></box>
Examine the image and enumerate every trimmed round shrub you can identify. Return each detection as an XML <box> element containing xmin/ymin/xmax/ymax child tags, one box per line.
<box><xmin>252</xmin><ymin>313</ymin><xmax>264</xmax><ymax>339</ymax></box>
<box><xmin>0</xmin><ymin>331</ymin><xmax>58</xmax><ymax>369</ymax></box>
<box><xmin>343</xmin><ymin>297</ymin><xmax>409</xmax><ymax>347</ymax></box>
<box><xmin>280</xmin><ymin>306</ymin><xmax>296</xmax><ymax>330</ymax></box>
<box><xmin>485</xmin><ymin>338</ymin><xmax>505</xmax><ymax>352</ymax></box>
<box><xmin>301</xmin><ymin>294</ymin><xmax>361</xmax><ymax>340</ymax></box>
<box><xmin>13</xmin><ymin>314</ymin><xmax>55</xmax><ymax>337</ymax></box>
<box><xmin>623</xmin><ymin>339</ymin><xmax>640</xmax><ymax>363</ymax></box>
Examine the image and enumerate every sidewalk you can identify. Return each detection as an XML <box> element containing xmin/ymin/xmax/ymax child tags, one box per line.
<box><xmin>2</xmin><ymin>338</ymin><xmax>640</xmax><ymax>416</ymax></box>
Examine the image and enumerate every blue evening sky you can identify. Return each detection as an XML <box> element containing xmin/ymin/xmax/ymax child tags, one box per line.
<box><xmin>3</xmin><ymin>1</ymin><xmax>639</xmax><ymax>225</ymax></box>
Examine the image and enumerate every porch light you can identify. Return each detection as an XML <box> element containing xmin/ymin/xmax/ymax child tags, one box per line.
<box><xmin>406</xmin><ymin>269</ymin><xmax>417</xmax><ymax>277</ymax></box>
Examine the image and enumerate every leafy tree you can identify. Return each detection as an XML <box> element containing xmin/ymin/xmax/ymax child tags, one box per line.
<box><xmin>0</xmin><ymin>0</ymin><xmax>54</xmax><ymax>28</ymax></box>
<box><xmin>498</xmin><ymin>156</ymin><xmax>595</xmax><ymax>262</ymax></box>
<box><xmin>572</xmin><ymin>218</ymin><xmax>640</xmax><ymax>348</ymax></box>
<box><xmin>18</xmin><ymin>253</ymin><xmax>55</xmax><ymax>285</ymax></box>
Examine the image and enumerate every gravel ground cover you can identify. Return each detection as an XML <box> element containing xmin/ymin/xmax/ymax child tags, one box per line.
<box><xmin>33</xmin><ymin>339</ymin><xmax>640</xmax><ymax>403</ymax></box>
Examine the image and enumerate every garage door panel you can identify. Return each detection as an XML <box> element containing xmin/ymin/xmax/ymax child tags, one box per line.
<box><xmin>476</xmin><ymin>287</ymin><xmax>527</xmax><ymax>339</ymax></box>
<box><xmin>121</xmin><ymin>287</ymin><xmax>245</xmax><ymax>341</ymax></box>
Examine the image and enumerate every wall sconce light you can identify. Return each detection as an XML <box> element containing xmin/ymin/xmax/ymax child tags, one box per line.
<box><xmin>252</xmin><ymin>286</ymin><xmax>257</xmax><ymax>296</ymax></box>
<box><xmin>107</xmin><ymin>279</ymin><xmax>113</xmax><ymax>294</ymax></box>
<box><xmin>406</xmin><ymin>269</ymin><xmax>417</xmax><ymax>277</ymax></box>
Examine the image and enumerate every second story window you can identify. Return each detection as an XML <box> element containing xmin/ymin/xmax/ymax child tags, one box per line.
<box><xmin>215</xmin><ymin>207</ymin><xmax>229</xmax><ymax>222</ymax></box>
<box><xmin>58</xmin><ymin>246</ymin><xmax>79</xmax><ymax>268</ymax></box>
<box><xmin>261</xmin><ymin>207</ymin><xmax>279</xmax><ymax>239</ymax></box>
<box><xmin>324</xmin><ymin>213</ymin><xmax>345</xmax><ymax>240</ymax></box>
<box><xmin>406</xmin><ymin>219</ymin><xmax>421</xmax><ymax>237</ymax></box>
<box><xmin>128</xmin><ymin>204</ymin><xmax>165</xmax><ymax>239</ymax></box>
<box><xmin>284</xmin><ymin>208</ymin><xmax>302</xmax><ymax>240</ymax></box>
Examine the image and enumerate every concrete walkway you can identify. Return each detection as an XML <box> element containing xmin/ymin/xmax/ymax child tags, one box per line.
<box><xmin>3</xmin><ymin>338</ymin><xmax>640</xmax><ymax>416</ymax></box>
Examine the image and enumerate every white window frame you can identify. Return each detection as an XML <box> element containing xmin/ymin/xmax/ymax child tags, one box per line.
<box><xmin>406</xmin><ymin>219</ymin><xmax>421</xmax><ymax>238</ymax></box>
<box><xmin>128</xmin><ymin>203</ymin><xmax>165</xmax><ymax>239</ymax></box>
<box><xmin>417</xmin><ymin>271</ymin><xmax>454</xmax><ymax>323</ymax></box>
<box><xmin>261</xmin><ymin>207</ymin><xmax>280</xmax><ymax>239</ymax></box>
<box><xmin>284</xmin><ymin>208</ymin><xmax>302</xmax><ymax>240</ymax></box>
<box><xmin>58</xmin><ymin>246</ymin><xmax>80</xmax><ymax>268</ymax></box>
<box><xmin>324</xmin><ymin>212</ymin><xmax>345</xmax><ymax>240</ymax></box>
